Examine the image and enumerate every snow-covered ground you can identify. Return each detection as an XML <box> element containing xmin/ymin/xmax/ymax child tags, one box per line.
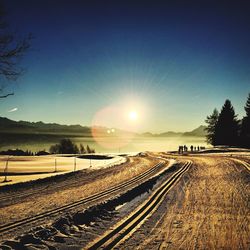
<box><xmin>0</xmin><ymin>154</ymin><xmax>127</xmax><ymax>186</ymax></box>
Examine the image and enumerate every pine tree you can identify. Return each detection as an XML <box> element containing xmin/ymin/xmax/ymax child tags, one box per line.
<box><xmin>86</xmin><ymin>145</ymin><xmax>91</xmax><ymax>154</ymax></box>
<box><xmin>215</xmin><ymin>100</ymin><xmax>239</xmax><ymax>146</ymax></box>
<box><xmin>205</xmin><ymin>109</ymin><xmax>219</xmax><ymax>145</ymax></box>
<box><xmin>49</xmin><ymin>139</ymin><xmax>79</xmax><ymax>154</ymax></box>
<box><xmin>240</xmin><ymin>93</ymin><xmax>250</xmax><ymax>148</ymax></box>
<box><xmin>245</xmin><ymin>93</ymin><xmax>250</xmax><ymax>117</ymax></box>
<box><xmin>79</xmin><ymin>144</ymin><xmax>86</xmax><ymax>154</ymax></box>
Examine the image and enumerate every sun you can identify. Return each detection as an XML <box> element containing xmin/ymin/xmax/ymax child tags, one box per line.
<box><xmin>128</xmin><ymin>111</ymin><xmax>138</xmax><ymax>121</ymax></box>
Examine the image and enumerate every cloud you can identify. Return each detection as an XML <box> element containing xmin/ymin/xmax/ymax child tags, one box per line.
<box><xmin>8</xmin><ymin>107</ymin><xmax>18</xmax><ymax>113</ymax></box>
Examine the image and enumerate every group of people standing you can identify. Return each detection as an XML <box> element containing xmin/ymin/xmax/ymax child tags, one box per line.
<box><xmin>178</xmin><ymin>145</ymin><xmax>205</xmax><ymax>154</ymax></box>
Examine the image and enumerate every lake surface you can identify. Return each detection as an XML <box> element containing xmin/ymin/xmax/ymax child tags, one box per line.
<box><xmin>0</xmin><ymin>135</ymin><xmax>208</xmax><ymax>153</ymax></box>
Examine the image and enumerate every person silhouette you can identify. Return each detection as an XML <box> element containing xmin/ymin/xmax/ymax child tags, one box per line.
<box><xmin>190</xmin><ymin>145</ymin><xmax>193</xmax><ymax>152</ymax></box>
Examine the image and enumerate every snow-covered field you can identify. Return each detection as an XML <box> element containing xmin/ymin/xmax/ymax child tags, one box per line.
<box><xmin>0</xmin><ymin>154</ymin><xmax>127</xmax><ymax>186</ymax></box>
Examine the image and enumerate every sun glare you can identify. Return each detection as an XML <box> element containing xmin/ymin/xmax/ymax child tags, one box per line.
<box><xmin>129</xmin><ymin>111</ymin><xmax>138</xmax><ymax>121</ymax></box>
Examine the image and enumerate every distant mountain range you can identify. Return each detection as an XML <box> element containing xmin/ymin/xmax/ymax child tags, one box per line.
<box><xmin>0</xmin><ymin>116</ymin><xmax>92</xmax><ymax>135</ymax></box>
<box><xmin>140</xmin><ymin>125</ymin><xmax>206</xmax><ymax>137</ymax></box>
<box><xmin>183</xmin><ymin>125</ymin><xmax>207</xmax><ymax>137</ymax></box>
<box><xmin>0</xmin><ymin>117</ymin><xmax>207</xmax><ymax>137</ymax></box>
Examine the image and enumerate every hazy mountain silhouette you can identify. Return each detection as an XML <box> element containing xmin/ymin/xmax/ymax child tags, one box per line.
<box><xmin>182</xmin><ymin>125</ymin><xmax>207</xmax><ymax>137</ymax></box>
<box><xmin>0</xmin><ymin>117</ymin><xmax>91</xmax><ymax>135</ymax></box>
<box><xmin>140</xmin><ymin>126</ymin><xmax>206</xmax><ymax>137</ymax></box>
<box><xmin>0</xmin><ymin>117</ymin><xmax>206</xmax><ymax>137</ymax></box>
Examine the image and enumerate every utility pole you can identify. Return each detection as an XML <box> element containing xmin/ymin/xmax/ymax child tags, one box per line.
<box><xmin>3</xmin><ymin>156</ymin><xmax>10</xmax><ymax>182</ymax></box>
<box><xmin>54</xmin><ymin>158</ymin><xmax>57</xmax><ymax>172</ymax></box>
<box><xmin>74</xmin><ymin>157</ymin><xmax>76</xmax><ymax>171</ymax></box>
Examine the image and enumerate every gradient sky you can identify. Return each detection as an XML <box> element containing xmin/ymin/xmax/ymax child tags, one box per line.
<box><xmin>0</xmin><ymin>0</ymin><xmax>250</xmax><ymax>132</ymax></box>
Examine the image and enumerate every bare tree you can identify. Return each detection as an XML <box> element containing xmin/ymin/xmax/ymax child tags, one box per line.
<box><xmin>0</xmin><ymin>2</ymin><xmax>31</xmax><ymax>98</ymax></box>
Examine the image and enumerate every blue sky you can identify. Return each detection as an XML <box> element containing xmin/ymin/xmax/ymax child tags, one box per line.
<box><xmin>0</xmin><ymin>0</ymin><xmax>249</xmax><ymax>132</ymax></box>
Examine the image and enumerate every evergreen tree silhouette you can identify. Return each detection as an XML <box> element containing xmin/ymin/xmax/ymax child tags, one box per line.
<box><xmin>205</xmin><ymin>109</ymin><xmax>219</xmax><ymax>145</ymax></box>
<box><xmin>79</xmin><ymin>144</ymin><xmax>86</xmax><ymax>154</ymax></box>
<box><xmin>86</xmin><ymin>145</ymin><xmax>91</xmax><ymax>153</ymax></box>
<box><xmin>240</xmin><ymin>93</ymin><xmax>250</xmax><ymax>148</ymax></box>
<box><xmin>215</xmin><ymin>100</ymin><xmax>239</xmax><ymax>146</ymax></box>
<box><xmin>49</xmin><ymin>139</ymin><xmax>79</xmax><ymax>154</ymax></box>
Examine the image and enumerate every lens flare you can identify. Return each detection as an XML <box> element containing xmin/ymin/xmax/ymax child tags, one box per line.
<box><xmin>91</xmin><ymin>106</ymin><xmax>135</xmax><ymax>149</ymax></box>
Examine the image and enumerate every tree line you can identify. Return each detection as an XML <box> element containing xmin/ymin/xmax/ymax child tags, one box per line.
<box><xmin>49</xmin><ymin>139</ymin><xmax>95</xmax><ymax>154</ymax></box>
<box><xmin>205</xmin><ymin>93</ymin><xmax>250</xmax><ymax>148</ymax></box>
<box><xmin>0</xmin><ymin>139</ymin><xmax>96</xmax><ymax>156</ymax></box>
<box><xmin>0</xmin><ymin>149</ymin><xmax>49</xmax><ymax>156</ymax></box>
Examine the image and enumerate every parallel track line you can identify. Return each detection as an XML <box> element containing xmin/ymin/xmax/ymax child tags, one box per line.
<box><xmin>0</xmin><ymin>161</ymin><xmax>168</xmax><ymax>234</ymax></box>
<box><xmin>87</xmin><ymin>161</ymin><xmax>192</xmax><ymax>249</ymax></box>
<box><xmin>230</xmin><ymin>158</ymin><xmax>250</xmax><ymax>172</ymax></box>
